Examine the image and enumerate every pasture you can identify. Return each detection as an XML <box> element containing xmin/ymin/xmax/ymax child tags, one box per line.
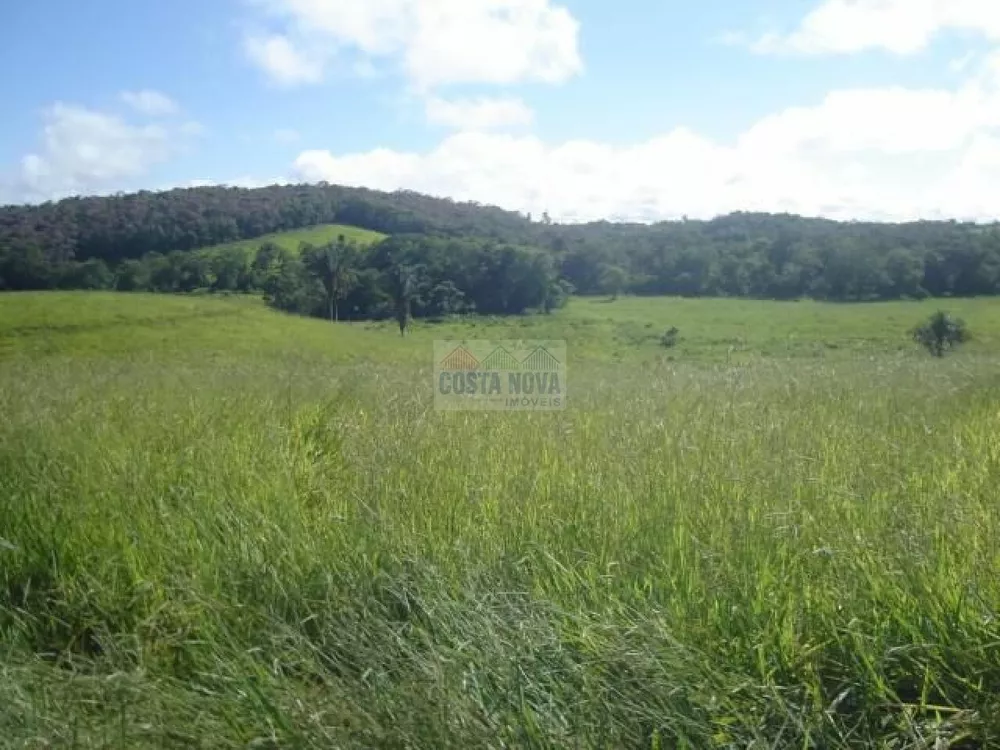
<box><xmin>199</xmin><ymin>223</ymin><xmax>387</xmax><ymax>256</ymax></box>
<box><xmin>2</xmin><ymin>292</ymin><xmax>999</xmax><ymax>748</ymax></box>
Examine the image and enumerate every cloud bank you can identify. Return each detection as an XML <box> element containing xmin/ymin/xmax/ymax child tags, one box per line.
<box><xmin>293</xmin><ymin>53</ymin><xmax>1000</xmax><ymax>222</ymax></box>
<box><xmin>244</xmin><ymin>0</ymin><xmax>582</xmax><ymax>90</ymax></box>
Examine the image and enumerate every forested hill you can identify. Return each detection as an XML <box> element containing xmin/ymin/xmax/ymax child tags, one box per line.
<box><xmin>3</xmin><ymin>182</ymin><xmax>1000</xmax><ymax>304</ymax></box>
<box><xmin>0</xmin><ymin>184</ymin><xmax>536</xmax><ymax>263</ymax></box>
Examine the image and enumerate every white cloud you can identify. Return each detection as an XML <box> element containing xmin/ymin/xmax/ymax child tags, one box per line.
<box><xmin>120</xmin><ymin>89</ymin><xmax>180</xmax><ymax>116</ymax></box>
<box><xmin>292</xmin><ymin>54</ymin><xmax>1000</xmax><ymax>222</ymax></box>
<box><xmin>273</xmin><ymin>128</ymin><xmax>301</xmax><ymax>143</ymax></box>
<box><xmin>245</xmin><ymin>0</ymin><xmax>582</xmax><ymax>89</ymax></box>
<box><xmin>753</xmin><ymin>0</ymin><xmax>1000</xmax><ymax>56</ymax></box>
<box><xmin>11</xmin><ymin>103</ymin><xmax>198</xmax><ymax>203</ymax></box>
<box><xmin>245</xmin><ymin>33</ymin><xmax>324</xmax><ymax>85</ymax></box>
<box><xmin>425</xmin><ymin>96</ymin><xmax>534</xmax><ymax>130</ymax></box>
<box><xmin>737</xmin><ymin>86</ymin><xmax>995</xmax><ymax>155</ymax></box>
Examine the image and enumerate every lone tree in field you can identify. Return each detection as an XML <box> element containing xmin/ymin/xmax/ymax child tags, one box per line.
<box><xmin>387</xmin><ymin>263</ymin><xmax>420</xmax><ymax>336</ymax></box>
<box><xmin>303</xmin><ymin>236</ymin><xmax>360</xmax><ymax>322</ymax></box>
<box><xmin>912</xmin><ymin>311</ymin><xmax>969</xmax><ymax>357</ymax></box>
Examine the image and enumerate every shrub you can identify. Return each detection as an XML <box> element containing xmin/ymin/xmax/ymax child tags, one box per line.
<box><xmin>912</xmin><ymin>311</ymin><xmax>969</xmax><ymax>357</ymax></box>
<box><xmin>661</xmin><ymin>326</ymin><xmax>680</xmax><ymax>348</ymax></box>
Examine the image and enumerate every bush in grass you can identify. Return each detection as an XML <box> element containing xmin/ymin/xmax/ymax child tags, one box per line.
<box><xmin>661</xmin><ymin>326</ymin><xmax>680</xmax><ymax>348</ymax></box>
<box><xmin>912</xmin><ymin>311</ymin><xmax>969</xmax><ymax>357</ymax></box>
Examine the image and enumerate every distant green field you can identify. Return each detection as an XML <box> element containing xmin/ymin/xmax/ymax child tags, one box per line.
<box><xmin>3</xmin><ymin>292</ymin><xmax>1000</xmax><ymax>747</ymax></box>
<box><xmin>3</xmin><ymin>291</ymin><xmax>999</xmax><ymax>363</ymax></box>
<box><xmin>196</xmin><ymin>223</ymin><xmax>387</xmax><ymax>257</ymax></box>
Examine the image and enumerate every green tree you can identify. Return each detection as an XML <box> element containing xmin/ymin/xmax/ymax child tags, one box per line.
<box><xmin>423</xmin><ymin>280</ymin><xmax>469</xmax><ymax>317</ymax></box>
<box><xmin>271</xmin><ymin>257</ymin><xmax>323</xmax><ymax>316</ymax></box>
<box><xmin>0</xmin><ymin>244</ymin><xmax>55</xmax><ymax>290</ymax></box>
<box><xmin>252</xmin><ymin>242</ymin><xmax>293</xmax><ymax>296</ymax></box>
<box><xmin>883</xmin><ymin>248</ymin><xmax>925</xmax><ymax>299</ymax></box>
<box><xmin>302</xmin><ymin>237</ymin><xmax>361</xmax><ymax>321</ymax></box>
<box><xmin>543</xmin><ymin>278</ymin><xmax>574</xmax><ymax>314</ymax></box>
<box><xmin>385</xmin><ymin>263</ymin><xmax>421</xmax><ymax>336</ymax></box>
<box><xmin>115</xmin><ymin>259</ymin><xmax>152</xmax><ymax>291</ymax></box>
<box><xmin>599</xmin><ymin>264</ymin><xmax>628</xmax><ymax>300</ymax></box>
<box><xmin>211</xmin><ymin>246</ymin><xmax>253</xmax><ymax>292</ymax></box>
<box><xmin>63</xmin><ymin>258</ymin><xmax>114</xmax><ymax>290</ymax></box>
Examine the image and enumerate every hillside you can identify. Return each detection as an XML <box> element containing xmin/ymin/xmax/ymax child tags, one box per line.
<box><xmin>0</xmin><ymin>183</ymin><xmax>535</xmax><ymax>266</ymax></box>
<box><xmin>3</xmin><ymin>182</ymin><xmax>1000</xmax><ymax>303</ymax></box>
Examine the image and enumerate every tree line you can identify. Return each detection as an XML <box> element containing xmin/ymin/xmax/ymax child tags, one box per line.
<box><xmin>0</xmin><ymin>231</ymin><xmax>570</xmax><ymax>328</ymax></box>
<box><xmin>270</xmin><ymin>234</ymin><xmax>570</xmax><ymax>328</ymax></box>
<box><xmin>3</xmin><ymin>183</ymin><xmax>1000</xmax><ymax>306</ymax></box>
<box><xmin>553</xmin><ymin>215</ymin><xmax>1000</xmax><ymax>300</ymax></box>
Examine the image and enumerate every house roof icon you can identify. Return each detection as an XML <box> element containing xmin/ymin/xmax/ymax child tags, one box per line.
<box><xmin>520</xmin><ymin>346</ymin><xmax>561</xmax><ymax>370</ymax></box>
<box><xmin>481</xmin><ymin>346</ymin><xmax>521</xmax><ymax>370</ymax></box>
<box><xmin>440</xmin><ymin>346</ymin><xmax>480</xmax><ymax>370</ymax></box>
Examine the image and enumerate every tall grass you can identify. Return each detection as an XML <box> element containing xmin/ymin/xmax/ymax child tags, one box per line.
<box><xmin>2</xmin><ymin>294</ymin><xmax>1000</xmax><ymax>747</ymax></box>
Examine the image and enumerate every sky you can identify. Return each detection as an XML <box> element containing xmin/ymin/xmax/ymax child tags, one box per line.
<box><xmin>2</xmin><ymin>0</ymin><xmax>1000</xmax><ymax>223</ymax></box>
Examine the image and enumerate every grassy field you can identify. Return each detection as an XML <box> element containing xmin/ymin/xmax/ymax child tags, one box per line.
<box><xmin>2</xmin><ymin>292</ymin><xmax>1000</xmax><ymax>747</ymax></box>
<box><xmin>202</xmin><ymin>223</ymin><xmax>387</xmax><ymax>253</ymax></box>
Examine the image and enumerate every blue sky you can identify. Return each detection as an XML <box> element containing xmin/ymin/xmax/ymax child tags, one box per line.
<box><xmin>2</xmin><ymin>0</ymin><xmax>1000</xmax><ymax>222</ymax></box>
